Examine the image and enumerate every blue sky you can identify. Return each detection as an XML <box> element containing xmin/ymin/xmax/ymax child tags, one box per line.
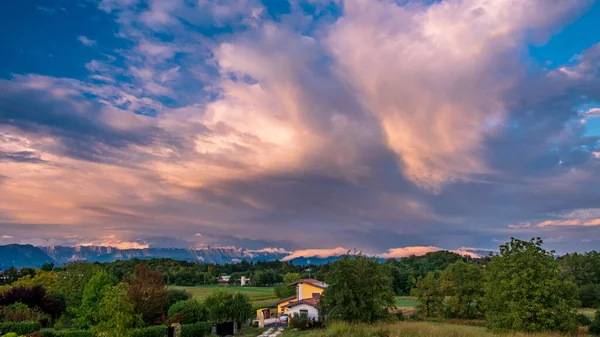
<box><xmin>0</xmin><ymin>0</ymin><xmax>599</xmax><ymax>258</ymax></box>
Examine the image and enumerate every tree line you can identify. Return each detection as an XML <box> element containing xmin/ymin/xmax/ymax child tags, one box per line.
<box><xmin>0</xmin><ymin>263</ymin><xmax>252</xmax><ymax>337</ymax></box>
<box><xmin>316</xmin><ymin>238</ymin><xmax>600</xmax><ymax>335</ymax></box>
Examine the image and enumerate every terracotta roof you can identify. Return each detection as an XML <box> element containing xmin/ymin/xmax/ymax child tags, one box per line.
<box><xmin>282</xmin><ymin>297</ymin><xmax>320</xmax><ymax>309</ymax></box>
<box><xmin>287</xmin><ymin>278</ymin><xmax>328</xmax><ymax>288</ymax></box>
<box><xmin>275</xmin><ymin>296</ymin><xmax>296</xmax><ymax>305</ymax></box>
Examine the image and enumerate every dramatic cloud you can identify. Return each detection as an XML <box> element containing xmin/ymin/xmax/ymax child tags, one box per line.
<box><xmin>1</xmin><ymin>0</ymin><xmax>600</xmax><ymax>254</ymax></box>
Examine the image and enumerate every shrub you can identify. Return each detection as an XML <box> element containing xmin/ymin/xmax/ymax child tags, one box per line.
<box><xmin>290</xmin><ymin>312</ymin><xmax>309</xmax><ymax>330</ymax></box>
<box><xmin>393</xmin><ymin>311</ymin><xmax>404</xmax><ymax>321</ymax></box>
<box><xmin>3</xmin><ymin>333</ymin><xmax>18</xmax><ymax>337</ymax></box>
<box><xmin>131</xmin><ymin>325</ymin><xmax>166</xmax><ymax>337</ymax></box>
<box><xmin>39</xmin><ymin>330</ymin><xmax>93</xmax><ymax>337</ymax></box>
<box><xmin>1</xmin><ymin>302</ymin><xmax>41</xmax><ymax>322</ymax></box>
<box><xmin>0</xmin><ymin>321</ymin><xmax>41</xmax><ymax>335</ymax></box>
<box><xmin>39</xmin><ymin>329</ymin><xmax>58</xmax><ymax>337</ymax></box>
<box><xmin>578</xmin><ymin>284</ymin><xmax>600</xmax><ymax>308</ymax></box>
<box><xmin>590</xmin><ymin>310</ymin><xmax>600</xmax><ymax>336</ymax></box>
<box><xmin>24</xmin><ymin>332</ymin><xmax>44</xmax><ymax>337</ymax></box>
<box><xmin>168</xmin><ymin>300</ymin><xmax>208</xmax><ymax>324</ymax></box>
<box><xmin>167</xmin><ymin>289</ymin><xmax>191</xmax><ymax>308</ymax></box>
<box><xmin>55</xmin><ymin>331</ymin><xmax>93</xmax><ymax>337</ymax></box>
<box><xmin>180</xmin><ymin>322</ymin><xmax>212</xmax><ymax>337</ymax></box>
<box><xmin>576</xmin><ymin>312</ymin><xmax>593</xmax><ymax>327</ymax></box>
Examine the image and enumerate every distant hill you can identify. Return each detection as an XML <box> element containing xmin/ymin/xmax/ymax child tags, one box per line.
<box><xmin>0</xmin><ymin>244</ymin><xmax>55</xmax><ymax>269</ymax></box>
<box><xmin>0</xmin><ymin>244</ymin><xmax>288</xmax><ymax>269</ymax></box>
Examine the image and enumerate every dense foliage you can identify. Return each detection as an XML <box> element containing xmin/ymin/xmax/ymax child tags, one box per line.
<box><xmin>485</xmin><ymin>238</ymin><xmax>578</xmax><ymax>333</ymax></box>
<box><xmin>590</xmin><ymin>310</ymin><xmax>600</xmax><ymax>336</ymax></box>
<box><xmin>125</xmin><ymin>264</ymin><xmax>168</xmax><ymax>325</ymax></box>
<box><xmin>274</xmin><ymin>273</ymin><xmax>301</xmax><ymax>298</ymax></box>
<box><xmin>0</xmin><ymin>239</ymin><xmax>598</xmax><ymax>335</ymax></box>
<box><xmin>320</xmin><ymin>253</ymin><xmax>395</xmax><ymax>323</ymax></box>
<box><xmin>204</xmin><ymin>290</ymin><xmax>253</xmax><ymax>325</ymax></box>
<box><xmin>167</xmin><ymin>300</ymin><xmax>208</xmax><ymax>324</ymax></box>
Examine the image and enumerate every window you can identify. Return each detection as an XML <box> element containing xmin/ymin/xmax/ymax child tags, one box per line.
<box><xmin>300</xmin><ymin>310</ymin><xmax>308</xmax><ymax>315</ymax></box>
<box><xmin>312</xmin><ymin>293</ymin><xmax>320</xmax><ymax>298</ymax></box>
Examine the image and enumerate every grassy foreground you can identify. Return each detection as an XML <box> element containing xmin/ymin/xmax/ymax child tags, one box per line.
<box><xmin>276</xmin><ymin>321</ymin><xmax>586</xmax><ymax>337</ymax></box>
<box><xmin>169</xmin><ymin>285</ymin><xmax>278</xmax><ymax>309</ymax></box>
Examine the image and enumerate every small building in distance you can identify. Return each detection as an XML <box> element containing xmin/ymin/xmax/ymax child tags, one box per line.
<box><xmin>240</xmin><ymin>276</ymin><xmax>250</xmax><ymax>286</ymax></box>
<box><xmin>218</xmin><ymin>275</ymin><xmax>231</xmax><ymax>284</ymax></box>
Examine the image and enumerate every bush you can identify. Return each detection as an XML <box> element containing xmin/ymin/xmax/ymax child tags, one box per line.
<box><xmin>38</xmin><ymin>329</ymin><xmax>92</xmax><ymax>337</ymax></box>
<box><xmin>290</xmin><ymin>312</ymin><xmax>309</xmax><ymax>330</ymax></box>
<box><xmin>3</xmin><ymin>333</ymin><xmax>18</xmax><ymax>337</ymax></box>
<box><xmin>1</xmin><ymin>302</ymin><xmax>41</xmax><ymax>322</ymax></box>
<box><xmin>168</xmin><ymin>300</ymin><xmax>208</xmax><ymax>324</ymax></box>
<box><xmin>180</xmin><ymin>322</ymin><xmax>212</xmax><ymax>337</ymax></box>
<box><xmin>39</xmin><ymin>329</ymin><xmax>58</xmax><ymax>337</ymax></box>
<box><xmin>167</xmin><ymin>289</ymin><xmax>192</xmax><ymax>308</ymax></box>
<box><xmin>24</xmin><ymin>332</ymin><xmax>44</xmax><ymax>337</ymax></box>
<box><xmin>590</xmin><ymin>310</ymin><xmax>600</xmax><ymax>335</ymax></box>
<box><xmin>131</xmin><ymin>325</ymin><xmax>166</xmax><ymax>337</ymax></box>
<box><xmin>578</xmin><ymin>284</ymin><xmax>600</xmax><ymax>308</ymax></box>
<box><xmin>576</xmin><ymin>312</ymin><xmax>593</xmax><ymax>327</ymax></box>
<box><xmin>393</xmin><ymin>311</ymin><xmax>404</xmax><ymax>321</ymax></box>
<box><xmin>0</xmin><ymin>321</ymin><xmax>41</xmax><ymax>335</ymax></box>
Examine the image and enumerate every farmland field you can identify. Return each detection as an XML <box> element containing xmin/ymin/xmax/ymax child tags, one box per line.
<box><xmin>169</xmin><ymin>285</ymin><xmax>278</xmax><ymax>309</ymax></box>
<box><xmin>264</xmin><ymin>321</ymin><xmax>590</xmax><ymax>337</ymax></box>
<box><xmin>395</xmin><ymin>296</ymin><xmax>419</xmax><ymax>308</ymax></box>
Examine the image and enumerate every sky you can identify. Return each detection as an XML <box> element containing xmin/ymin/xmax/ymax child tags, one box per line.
<box><xmin>1</xmin><ymin>0</ymin><xmax>600</xmax><ymax>258</ymax></box>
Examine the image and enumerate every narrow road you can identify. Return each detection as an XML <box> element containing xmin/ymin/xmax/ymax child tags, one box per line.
<box><xmin>257</xmin><ymin>327</ymin><xmax>285</xmax><ymax>337</ymax></box>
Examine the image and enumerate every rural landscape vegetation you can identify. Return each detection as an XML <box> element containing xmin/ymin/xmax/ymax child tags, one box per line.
<box><xmin>3</xmin><ymin>0</ymin><xmax>600</xmax><ymax>336</ymax></box>
<box><xmin>0</xmin><ymin>238</ymin><xmax>599</xmax><ymax>336</ymax></box>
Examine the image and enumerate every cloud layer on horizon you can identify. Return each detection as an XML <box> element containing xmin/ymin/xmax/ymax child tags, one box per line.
<box><xmin>1</xmin><ymin>0</ymin><xmax>600</xmax><ymax>254</ymax></box>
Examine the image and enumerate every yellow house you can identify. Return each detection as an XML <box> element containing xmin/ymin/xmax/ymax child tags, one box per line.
<box><xmin>275</xmin><ymin>279</ymin><xmax>327</xmax><ymax>320</ymax></box>
<box><xmin>290</xmin><ymin>279</ymin><xmax>327</xmax><ymax>301</ymax></box>
<box><xmin>276</xmin><ymin>296</ymin><xmax>296</xmax><ymax>314</ymax></box>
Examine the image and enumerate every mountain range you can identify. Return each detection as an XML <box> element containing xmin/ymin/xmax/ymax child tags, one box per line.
<box><xmin>0</xmin><ymin>244</ymin><xmax>317</xmax><ymax>269</ymax></box>
<box><xmin>0</xmin><ymin>244</ymin><xmax>495</xmax><ymax>269</ymax></box>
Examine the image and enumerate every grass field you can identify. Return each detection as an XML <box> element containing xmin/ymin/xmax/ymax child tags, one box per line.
<box><xmin>395</xmin><ymin>296</ymin><xmax>419</xmax><ymax>308</ymax></box>
<box><xmin>169</xmin><ymin>285</ymin><xmax>278</xmax><ymax>309</ymax></box>
<box><xmin>257</xmin><ymin>321</ymin><xmax>592</xmax><ymax>337</ymax></box>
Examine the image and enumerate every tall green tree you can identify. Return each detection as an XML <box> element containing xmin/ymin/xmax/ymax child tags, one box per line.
<box><xmin>320</xmin><ymin>253</ymin><xmax>395</xmax><ymax>323</ymax></box>
<box><xmin>440</xmin><ymin>260</ymin><xmax>485</xmax><ymax>319</ymax></box>
<box><xmin>55</xmin><ymin>262</ymin><xmax>100</xmax><ymax>317</ymax></box>
<box><xmin>274</xmin><ymin>273</ymin><xmax>301</xmax><ymax>298</ymax></box>
<box><xmin>74</xmin><ymin>269</ymin><xmax>115</xmax><ymax>329</ymax></box>
<box><xmin>94</xmin><ymin>283</ymin><xmax>141</xmax><ymax>337</ymax></box>
<box><xmin>412</xmin><ymin>272</ymin><xmax>444</xmax><ymax>318</ymax></box>
<box><xmin>485</xmin><ymin>238</ymin><xmax>578</xmax><ymax>333</ymax></box>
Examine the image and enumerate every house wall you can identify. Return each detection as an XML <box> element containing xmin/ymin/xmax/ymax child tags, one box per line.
<box><xmin>277</xmin><ymin>299</ymin><xmax>294</xmax><ymax>314</ymax></box>
<box><xmin>289</xmin><ymin>304</ymin><xmax>319</xmax><ymax>321</ymax></box>
<box><xmin>299</xmin><ymin>283</ymin><xmax>324</xmax><ymax>300</ymax></box>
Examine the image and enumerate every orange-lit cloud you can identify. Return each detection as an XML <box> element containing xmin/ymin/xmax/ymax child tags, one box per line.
<box><xmin>381</xmin><ymin>246</ymin><xmax>481</xmax><ymax>259</ymax></box>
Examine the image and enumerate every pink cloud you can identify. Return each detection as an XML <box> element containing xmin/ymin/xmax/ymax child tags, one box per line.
<box><xmin>326</xmin><ymin>0</ymin><xmax>587</xmax><ymax>191</ymax></box>
<box><xmin>282</xmin><ymin>247</ymin><xmax>350</xmax><ymax>261</ymax></box>
<box><xmin>381</xmin><ymin>246</ymin><xmax>481</xmax><ymax>259</ymax></box>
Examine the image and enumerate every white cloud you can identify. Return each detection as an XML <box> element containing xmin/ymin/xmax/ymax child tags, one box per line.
<box><xmin>1</xmin><ymin>235</ymin><xmax>14</xmax><ymax>239</ymax></box>
<box><xmin>77</xmin><ymin>36</ymin><xmax>97</xmax><ymax>47</ymax></box>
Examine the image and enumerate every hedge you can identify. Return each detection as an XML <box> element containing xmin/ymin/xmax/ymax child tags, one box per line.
<box><xmin>130</xmin><ymin>325</ymin><xmax>166</xmax><ymax>337</ymax></box>
<box><xmin>0</xmin><ymin>321</ymin><xmax>41</xmax><ymax>335</ymax></box>
<box><xmin>181</xmin><ymin>322</ymin><xmax>212</xmax><ymax>337</ymax></box>
<box><xmin>39</xmin><ymin>329</ymin><xmax>93</xmax><ymax>337</ymax></box>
